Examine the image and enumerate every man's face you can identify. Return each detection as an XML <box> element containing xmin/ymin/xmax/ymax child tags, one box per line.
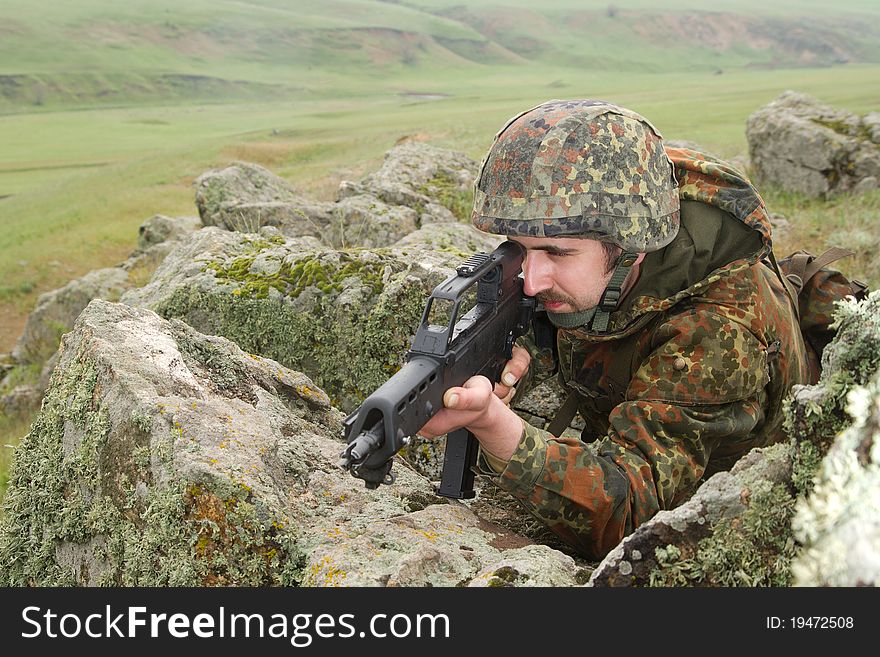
<box><xmin>509</xmin><ymin>236</ymin><xmax>618</xmax><ymax>313</ymax></box>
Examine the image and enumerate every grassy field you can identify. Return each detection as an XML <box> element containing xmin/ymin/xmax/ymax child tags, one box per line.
<box><xmin>3</xmin><ymin>64</ymin><xmax>878</xmax><ymax>341</ymax></box>
<box><xmin>1</xmin><ymin>0</ymin><xmax>879</xmax><ymax>501</ymax></box>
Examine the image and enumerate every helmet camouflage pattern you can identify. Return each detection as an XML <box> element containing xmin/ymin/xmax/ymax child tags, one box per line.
<box><xmin>472</xmin><ymin>99</ymin><xmax>680</xmax><ymax>253</ymax></box>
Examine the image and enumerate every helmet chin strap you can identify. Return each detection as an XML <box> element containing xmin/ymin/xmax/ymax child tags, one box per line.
<box><xmin>588</xmin><ymin>251</ymin><xmax>639</xmax><ymax>333</ymax></box>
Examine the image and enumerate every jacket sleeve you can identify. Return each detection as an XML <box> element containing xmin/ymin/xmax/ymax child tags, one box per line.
<box><xmin>495</xmin><ymin>399</ymin><xmax>764</xmax><ymax>559</ymax></box>
<box><xmin>492</xmin><ymin>313</ymin><xmax>772</xmax><ymax>560</ymax></box>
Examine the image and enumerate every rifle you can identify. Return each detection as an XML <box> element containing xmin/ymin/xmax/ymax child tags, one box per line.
<box><xmin>339</xmin><ymin>240</ymin><xmax>535</xmax><ymax>499</ymax></box>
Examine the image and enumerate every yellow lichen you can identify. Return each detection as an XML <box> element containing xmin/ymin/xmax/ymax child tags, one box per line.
<box><xmin>310</xmin><ymin>556</ymin><xmax>348</xmax><ymax>587</ymax></box>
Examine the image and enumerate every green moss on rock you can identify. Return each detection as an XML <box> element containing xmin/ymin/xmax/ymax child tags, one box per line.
<box><xmin>158</xmin><ymin>246</ymin><xmax>440</xmax><ymax>411</ymax></box>
<box><xmin>417</xmin><ymin>171</ymin><xmax>474</xmax><ymax>222</ymax></box>
<box><xmin>208</xmin><ymin>249</ymin><xmax>389</xmax><ymax>301</ymax></box>
<box><xmin>0</xmin><ymin>335</ymin><xmax>304</xmax><ymax>586</ymax></box>
<box><xmin>648</xmin><ymin>443</ymin><xmax>799</xmax><ymax>587</ymax></box>
<box><xmin>810</xmin><ymin>117</ymin><xmax>873</xmax><ymax>142</ymax></box>
<box><xmin>0</xmin><ymin>351</ymin><xmax>106</xmax><ymax>584</ymax></box>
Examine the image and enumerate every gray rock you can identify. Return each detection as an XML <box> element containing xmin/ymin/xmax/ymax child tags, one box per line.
<box><xmin>865</xmin><ymin>112</ymin><xmax>880</xmax><ymax>144</ymax></box>
<box><xmin>191</xmin><ymin>144</ymin><xmax>478</xmax><ymax>243</ymax></box>
<box><xmin>0</xmin><ymin>300</ymin><xmax>573</xmax><ymax>587</ymax></box>
<box><xmin>851</xmin><ymin>176</ymin><xmax>878</xmax><ymax>194</ymax></box>
<box><xmin>302</xmin><ymin>503</ymin><xmax>582</xmax><ymax>587</ymax></box>
<box><xmin>0</xmin><ymin>384</ymin><xmax>42</xmax><ymax>418</ymax></box>
<box><xmin>120</xmin><ymin>228</ymin><xmax>465</xmax><ymax>412</ymax></box>
<box><xmin>194</xmin><ymin>161</ymin><xmax>303</xmax><ymax>230</ymax></box>
<box><xmin>467</xmin><ymin>544</ymin><xmax>588</xmax><ymax>587</ymax></box>
<box><xmin>769</xmin><ymin>212</ymin><xmax>791</xmax><ymax>231</ymax></box>
<box><xmin>746</xmin><ymin>91</ymin><xmax>880</xmax><ymax>197</ymax></box>
<box><xmin>215</xmin><ymin>199</ymin><xmax>335</xmax><ymax>239</ymax></box>
<box><xmin>137</xmin><ymin>215</ymin><xmax>202</xmax><ymax>251</ymax></box>
<box><xmin>11</xmin><ymin>267</ymin><xmax>130</xmax><ymax>365</ymax></box>
<box><xmin>393</xmin><ymin>222</ymin><xmax>503</xmax><ymax>254</ymax></box>
<box><xmin>208</xmin><ymin>189</ymin><xmax>437</xmax><ymax>248</ymax></box>
<box><xmin>122</xmin><ymin>241</ymin><xmax>179</xmax><ymax>275</ymax></box>
<box><xmin>125</xmin><ymin>217</ymin><xmax>206</xmax><ymax>292</ymax></box>
<box><xmin>327</xmin><ymin>194</ymin><xmax>419</xmax><ymax>248</ymax></box>
<box><xmin>337</xmin><ymin>141</ymin><xmax>477</xmax><ymax>222</ymax></box>
<box><xmin>791</xmin><ymin>292</ymin><xmax>880</xmax><ymax>586</ymax></box>
<box><xmin>419</xmin><ymin>202</ymin><xmax>459</xmax><ymax>225</ymax></box>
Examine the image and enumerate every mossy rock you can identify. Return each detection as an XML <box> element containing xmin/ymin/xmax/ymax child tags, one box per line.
<box><xmin>123</xmin><ymin>228</ymin><xmax>467</xmax><ymax>411</ymax></box>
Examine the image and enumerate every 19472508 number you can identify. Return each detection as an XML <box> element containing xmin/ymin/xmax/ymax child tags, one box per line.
<box><xmin>766</xmin><ymin>617</ymin><xmax>854</xmax><ymax>629</ymax></box>
<box><xmin>793</xmin><ymin>617</ymin><xmax>853</xmax><ymax>629</ymax></box>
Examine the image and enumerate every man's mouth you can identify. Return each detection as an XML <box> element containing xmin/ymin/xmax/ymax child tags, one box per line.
<box><xmin>537</xmin><ymin>294</ymin><xmax>573</xmax><ymax>311</ymax></box>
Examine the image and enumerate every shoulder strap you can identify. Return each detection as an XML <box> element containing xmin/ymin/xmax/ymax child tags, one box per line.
<box><xmin>769</xmin><ymin>246</ymin><xmax>857</xmax><ymax>320</ymax></box>
<box><xmin>801</xmin><ymin>247</ymin><xmax>855</xmax><ymax>285</ymax></box>
<box><xmin>783</xmin><ymin>251</ymin><xmax>813</xmax><ymax>294</ymax></box>
<box><xmin>766</xmin><ymin>250</ymin><xmax>802</xmax><ymax>322</ymax></box>
<box><xmin>850</xmin><ymin>278</ymin><xmax>869</xmax><ymax>300</ymax></box>
<box><xmin>799</xmin><ymin>247</ymin><xmax>867</xmax><ymax>301</ymax></box>
<box><xmin>546</xmin><ymin>392</ymin><xmax>581</xmax><ymax>438</ymax></box>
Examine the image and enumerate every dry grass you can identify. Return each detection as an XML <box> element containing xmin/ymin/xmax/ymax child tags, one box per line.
<box><xmin>221</xmin><ymin>140</ymin><xmax>299</xmax><ymax>170</ymax></box>
<box><xmin>125</xmin><ymin>252</ymin><xmax>166</xmax><ymax>289</ymax></box>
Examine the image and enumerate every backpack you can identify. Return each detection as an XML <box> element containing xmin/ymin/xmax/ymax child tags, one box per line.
<box><xmin>775</xmin><ymin>248</ymin><xmax>869</xmax><ymax>383</ymax></box>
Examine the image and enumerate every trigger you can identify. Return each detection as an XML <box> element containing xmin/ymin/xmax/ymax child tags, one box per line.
<box><xmin>504</xmin><ymin>332</ymin><xmax>514</xmax><ymax>360</ymax></box>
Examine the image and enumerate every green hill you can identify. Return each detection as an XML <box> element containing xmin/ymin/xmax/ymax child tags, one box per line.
<box><xmin>0</xmin><ymin>0</ymin><xmax>879</xmax><ymax>354</ymax></box>
<box><xmin>2</xmin><ymin>0</ymin><xmax>880</xmax><ymax>110</ymax></box>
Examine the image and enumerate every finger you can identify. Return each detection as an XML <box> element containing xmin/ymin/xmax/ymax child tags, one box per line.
<box><xmin>417</xmin><ymin>406</ymin><xmax>458</xmax><ymax>439</ymax></box>
<box><xmin>443</xmin><ymin>376</ymin><xmax>493</xmax><ymax>411</ymax></box>
<box><xmin>500</xmin><ymin>345</ymin><xmax>531</xmax><ymax>387</ymax></box>
<box><xmin>418</xmin><ymin>405</ymin><xmax>472</xmax><ymax>439</ymax></box>
<box><xmin>416</xmin><ymin>422</ymin><xmax>441</xmax><ymax>440</ymax></box>
<box><xmin>493</xmin><ymin>380</ymin><xmax>521</xmax><ymax>402</ymax></box>
<box><xmin>418</xmin><ymin>377</ymin><xmax>493</xmax><ymax>438</ymax></box>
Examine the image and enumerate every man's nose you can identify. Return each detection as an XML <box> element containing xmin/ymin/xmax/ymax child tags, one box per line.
<box><xmin>521</xmin><ymin>253</ymin><xmax>552</xmax><ymax>296</ymax></box>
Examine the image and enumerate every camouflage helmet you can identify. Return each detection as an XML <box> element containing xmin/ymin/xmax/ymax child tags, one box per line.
<box><xmin>472</xmin><ymin>99</ymin><xmax>680</xmax><ymax>253</ymax></box>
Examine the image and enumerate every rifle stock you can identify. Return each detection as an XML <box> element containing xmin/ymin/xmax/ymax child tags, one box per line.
<box><xmin>340</xmin><ymin>240</ymin><xmax>534</xmax><ymax>498</ymax></box>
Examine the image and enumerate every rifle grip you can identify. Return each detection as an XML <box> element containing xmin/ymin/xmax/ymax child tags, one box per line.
<box><xmin>437</xmin><ymin>428</ymin><xmax>479</xmax><ymax>499</ymax></box>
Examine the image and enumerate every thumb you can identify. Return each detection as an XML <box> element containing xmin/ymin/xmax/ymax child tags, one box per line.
<box><xmin>443</xmin><ymin>376</ymin><xmax>493</xmax><ymax>410</ymax></box>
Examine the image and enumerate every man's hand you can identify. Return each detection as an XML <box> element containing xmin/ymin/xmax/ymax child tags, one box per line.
<box><xmin>417</xmin><ymin>346</ymin><xmax>530</xmax><ymax>462</ymax></box>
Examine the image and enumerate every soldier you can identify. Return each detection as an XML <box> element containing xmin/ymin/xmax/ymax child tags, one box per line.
<box><xmin>417</xmin><ymin>99</ymin><xmax>811</xmax><ymax>560</ymax></box>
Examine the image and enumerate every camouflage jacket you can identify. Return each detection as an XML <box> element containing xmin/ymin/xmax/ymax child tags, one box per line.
<box><xmin>489</xmin><ymin>149</ymin><xmax>812</xmax><ymax>560</ymax></box>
